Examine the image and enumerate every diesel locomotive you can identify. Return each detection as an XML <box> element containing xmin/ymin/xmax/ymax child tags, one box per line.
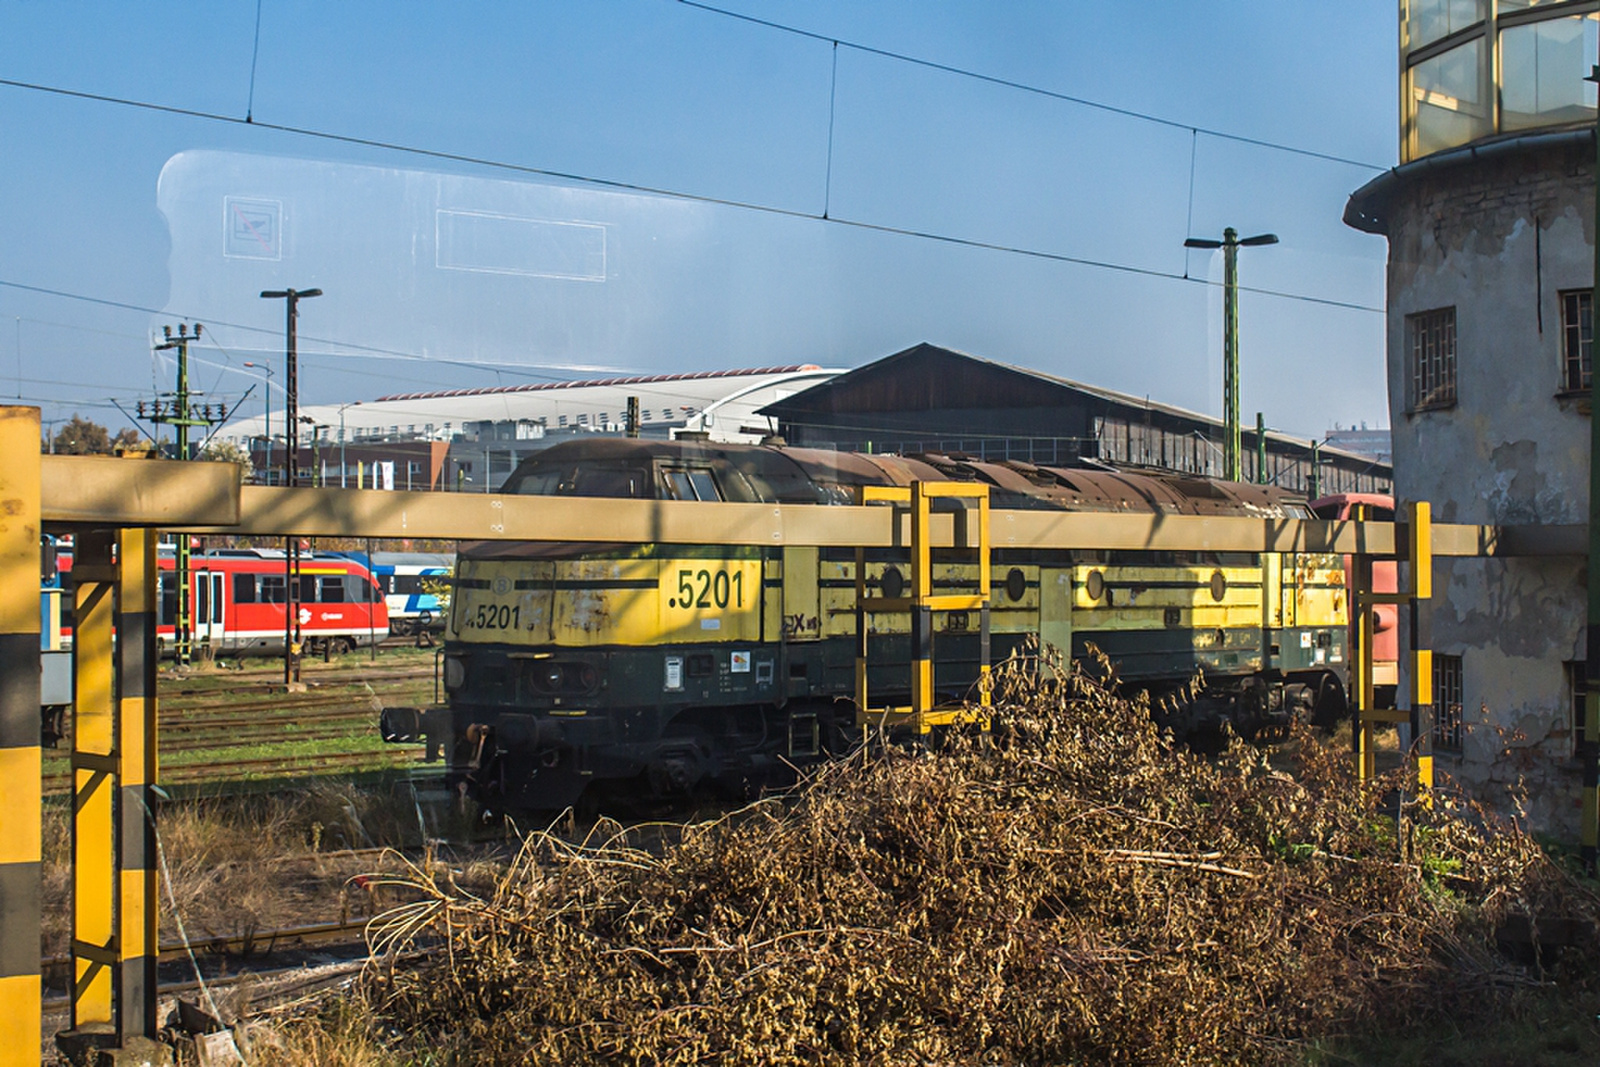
<box><xmin>387</xmin><ymin>437</ymin><xmax>1349</xmax><ymax>812</ymax></box>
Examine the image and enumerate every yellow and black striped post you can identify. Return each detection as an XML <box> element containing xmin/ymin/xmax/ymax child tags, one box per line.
<box><xmin>0</xmin><ymin>407</ymin><xmax>43</xmax><ymax>1065</ymax></box>
<box><xmin>1351</xmin><ymin>504</ymin><xmax>1377</xmax><ymax>781</ymax></box>
<box><xmin>71</xmin><ymin>529</ymin><xmax>117</xmax><ymax>1031</ymax></box>
<box><xmin>854</xmin><ymin>546</ymin><xmax>868</xmax><ymax>717</ymax></box>
<box><xmin>909</xmin><ymin>481</ymin><xmax>934</xmax><ymax>729</ymax></box>
<box><xmin>1407</xmin><ymin>502</ymin><xmax>1434</xmax><ymax>801</ymax></box>
<box><xmin>115</xmin><ymin>528</ymin><xmax>159</xmax><ymax>1038</ymax></box>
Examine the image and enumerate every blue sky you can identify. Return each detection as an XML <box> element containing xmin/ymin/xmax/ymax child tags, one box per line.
<box><xmin>0</xmin><ymin>1</ymin><xmax>1397</xmax><ymax>441</ymax></box>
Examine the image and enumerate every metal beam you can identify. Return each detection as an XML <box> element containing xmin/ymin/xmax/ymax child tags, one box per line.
<box><xmin>42</xmin><ymin>455</ymin><xmax>239</xmax><ymax>528</ymax></box>
<box><xmin>0</xmin><ymin>408</ymin><xmax>41</xmax><ymax>1067</ymax></box>
<box><xmin>35</xmin><ymin>452</ymin><xmax>1588</xmax><ymax>557</ymax></box>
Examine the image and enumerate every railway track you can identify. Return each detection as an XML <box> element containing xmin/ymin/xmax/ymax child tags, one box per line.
<box><xmin>41</xmin><ymin>917</ymin><xmax>377</xmax><ymax>987</ymax></box>
<box><xmin>42</xmin><ymin>746</ymin><xmax>429</xmax><ymax>795</ymax></box>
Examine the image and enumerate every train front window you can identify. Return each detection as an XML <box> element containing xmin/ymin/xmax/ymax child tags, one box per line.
<box><xmin>508</xmin><ymin>464</ymin><xmax>649</xmax><ymax>497</ymax></box>
<box><xmin>661</xmin><ymin>467</ymin><xmax>722</xmax><ymax>501</ymax></box>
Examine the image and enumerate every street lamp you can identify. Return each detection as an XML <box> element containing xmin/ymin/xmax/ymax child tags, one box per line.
<box><xmin>242</xmin><ymin>360</ymin><xmax>276</xmax><ymax>483</ymax></box>
<box><xmin>1184</xmin><ymin>227</ymin><xmax>1277</xmax><ymax>482</ymax></box>
<box><xmin>260</xmin><ymin>287</ymin><xmax>322</xmax><ymax>687</ymax></box>
<box><xmin>336</xmin><ymin>401</ymin><xmax>360</xmax><ymax>488</ymax></box>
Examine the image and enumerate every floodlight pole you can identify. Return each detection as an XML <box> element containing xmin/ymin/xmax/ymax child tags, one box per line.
<box><xmin>1185</xmin><ymin>228</ymin><xmax>1277</xmax><ymax>482</ymax></box>
<box><xmin>260</xmin><ymin>287</ymin><xmax>322</xmax><ymax>686</ymax></box>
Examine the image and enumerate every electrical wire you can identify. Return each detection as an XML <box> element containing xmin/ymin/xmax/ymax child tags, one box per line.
<box><xmin>0</xmin><ymin>79</ymin><xmax>1384</xmax><ymax>315</ymax></box>
<box><xmin>246</xmin><ymin>0</ymin><xmax>264</xmax><ymax>123</ymax></box>
<box><xmin>674</xmin><ymin>0</ymin><xmax>1390</xmax><ymax>172</ymax></box>
<box><xmin>0</xmin><ymin>278</ymin><xmax>635</xmax><ymax>382</ymax></box>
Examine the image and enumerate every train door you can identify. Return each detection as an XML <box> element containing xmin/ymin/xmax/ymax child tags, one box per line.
<box><xmin>194</xmin><ymin>569</ymin><xmax>226</xmax><ymax>651</ymax></box>
<box><xmin>1039</xmin><ymin>567</ymin><xmax>1073</xmax><ymax>659</ymax></box>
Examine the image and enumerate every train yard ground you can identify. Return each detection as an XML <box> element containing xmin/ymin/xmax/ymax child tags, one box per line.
<box><xmin>33</xmin><ymin>651</ymin><xmax>1600</xmax><ymax>1065</ymax></box>
<box><xmin>42</xmin><ymin>644</ymin><xmax>441</xmax><ymax>795</ymax></box>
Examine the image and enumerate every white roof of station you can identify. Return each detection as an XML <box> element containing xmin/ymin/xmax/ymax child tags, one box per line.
<box><xmin>218</xmin><ymin>365</ymin><xmax>841</xmax><ymax>445</ymax></box>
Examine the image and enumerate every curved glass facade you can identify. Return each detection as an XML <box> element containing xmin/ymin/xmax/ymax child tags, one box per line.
<box><xmin>1403</xmin><ymin>0</ymin><xmax>1599</xmax><ymax>161</ymax></box>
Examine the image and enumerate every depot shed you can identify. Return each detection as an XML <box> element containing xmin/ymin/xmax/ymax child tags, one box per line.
<box><xmin>759</xmin><ymin>343</ymin><xmax>1390</xmax><ymax>497</ymax></box>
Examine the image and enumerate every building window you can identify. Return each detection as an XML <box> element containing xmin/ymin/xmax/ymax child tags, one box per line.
<box><xmin>1568</xmin><ymin>661</ymin><xmax>1589</xmax><ymax>758</ymax></box>
<box><xmin>1562</xmin><ymin>290</ymin><xmax>1591</xmax><ymax>392</ymax></box>
<box><xmin>1408</xmin><ymin>307</ymin><xmax>1457</xmax><ymax>411</ymax></box>
<box><xmin>1434</xmin><ymin>654</ymin><xmax>1464</xmax><ymax>752</ymax></box>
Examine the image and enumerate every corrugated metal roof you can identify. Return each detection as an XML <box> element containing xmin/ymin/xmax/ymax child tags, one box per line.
<box><xmin>761</xmin><ymin>343</ymin><xmax>1383</xmax><ymax>467</ymax></box>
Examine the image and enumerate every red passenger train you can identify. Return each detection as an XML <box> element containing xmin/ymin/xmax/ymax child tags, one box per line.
<box><xmin>58</xmin><ymin>547</ymin><xmax>388</xmax><ymax>657</ymax></box>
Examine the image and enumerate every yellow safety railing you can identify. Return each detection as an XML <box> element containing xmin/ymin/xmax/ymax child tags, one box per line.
<box><xmin>853</xmin><ymin>481</ymin><xmax>992</xmax><ymax>735</ymax></box>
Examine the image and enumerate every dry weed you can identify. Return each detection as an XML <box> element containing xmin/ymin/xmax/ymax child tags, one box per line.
<box><xmin>338</xmin><ymin>651</ymin><xmax>1600</xmax><ymax>1064</ymax></box>
<box><xmin>41</xmin><ymin>781</ymin><xmax>430</xmax><ymax>956</ymax></box>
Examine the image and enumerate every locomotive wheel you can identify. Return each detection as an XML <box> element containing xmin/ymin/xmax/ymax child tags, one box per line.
<box><xmin>1311</xmin><ymin>673</ymin><xmax>1350</xmax><ymax>731</ymax></box>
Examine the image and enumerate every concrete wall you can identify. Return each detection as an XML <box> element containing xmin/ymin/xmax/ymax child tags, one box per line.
<box><xmin>1383</xmin><ymin>140</ymin><xmax>1590</xmax><ymax>833</ymax></box>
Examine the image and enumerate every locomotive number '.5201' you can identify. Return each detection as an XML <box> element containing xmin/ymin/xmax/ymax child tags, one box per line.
<box><xmin>463</xmin><ymin>603</ymin><xmax>522</xmax><ymax>631</ymax></box>
<box><xmin>668</xmin><ymin>567</ymin><xmax>745</xmax><ymax>610</ymax></box>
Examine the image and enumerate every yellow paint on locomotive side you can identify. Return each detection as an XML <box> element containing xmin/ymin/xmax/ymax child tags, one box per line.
<box><xmin>449</xmin><ymin>556</ymin><xmax>762</xmax><ymax>647</ymax></box>
<box><xmin>814</xmin><ymin>560</ymin><xmax>1038</xmax><ymax>637</ymax></box>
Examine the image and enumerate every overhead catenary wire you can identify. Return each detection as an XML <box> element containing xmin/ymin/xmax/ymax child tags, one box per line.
<box><xmin>674</xmin><ymin>0</ymin><xmax>1390</xmax><ymax>173</ymax></box>
<box><xmin>0</xmin><ymin>79</ymin><xmax>1383</xmax><ymax>315</ymax></box>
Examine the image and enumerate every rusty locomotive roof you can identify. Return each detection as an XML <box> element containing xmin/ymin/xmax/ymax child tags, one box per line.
<box><xmin>492</xmin><ymin>437</ymin><xmax>1312</xmax><ymax>519</ymax></box>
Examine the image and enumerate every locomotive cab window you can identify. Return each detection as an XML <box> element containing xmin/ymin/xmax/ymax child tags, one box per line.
<box><xmin>505</xmin><ymin>464</ymin><xmax>649</xmax><ymax>498</ymax></box>
<box><xmin>661</xmin><ymin>467</ymin><xmax>722</xmax><ymax>501</ymax></box>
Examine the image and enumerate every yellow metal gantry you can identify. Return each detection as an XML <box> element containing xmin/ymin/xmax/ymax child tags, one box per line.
<box><xmin>3</xmin><ymin>405</ymin><xmax>1593</xmax><ymax>1065</ymax></box>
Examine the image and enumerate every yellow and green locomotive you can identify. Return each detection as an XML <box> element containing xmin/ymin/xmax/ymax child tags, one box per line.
<box><xmin>418</xmin><ymin>438</ymin><xmax>1348</xmax><ymax>811</ymax></box>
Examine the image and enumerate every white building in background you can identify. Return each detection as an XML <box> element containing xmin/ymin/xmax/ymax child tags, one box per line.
<box><xmin>1343</xmin><ymin>1</ymin><xmax>1600</xmax><ymax>833</ymax></box>
<box><xmin>217</xmin><ymin>364</ymin><xmax>840</xmax><ymax>488</ymax></box>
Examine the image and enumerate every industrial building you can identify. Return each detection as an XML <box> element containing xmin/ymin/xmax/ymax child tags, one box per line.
<box><xmin>1344</xmin><ymin>1</ymin><xmax>1599</xmax><ymax>832</ymax></box>
<box><xmin>760</xmin><ymin>343</ymin><xmax>1391</xmax><ymax>496</ymax></box>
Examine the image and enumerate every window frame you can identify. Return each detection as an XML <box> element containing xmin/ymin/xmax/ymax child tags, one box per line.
<box><xmin>1407</xmin><ymin>306</ymin><xmax>1458</xmax><ymax>413</ymax></box>
<box><xmin>1434</xmin><ymin>653</ymin><xmax>1465</xmax><ymax>753</ymax></box>
<box><xmin>1559</xmin><ymin>288</ymin><xmax>1592</xmax><ymax>394</ymax></box>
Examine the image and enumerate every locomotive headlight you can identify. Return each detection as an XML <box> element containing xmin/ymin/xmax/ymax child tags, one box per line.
<box><xmin>443</xmin><ymin>655</ymin><xmax>466</xmax><ymax>691</ymax></box>
<box><xmin>539</xmin><ymin>664</ymin><xmax>565</xmax><ymax>692</ymax></box>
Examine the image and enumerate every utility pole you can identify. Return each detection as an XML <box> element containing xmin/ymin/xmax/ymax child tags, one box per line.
<box><xmin>146</xmin><ymin>323</ymin><xmax>223</xmax><ymax>666</ymax></box>
<box><xmin>243</xmin><ymin>360</ymin><xmax>274</xmax><ymax>483</ymax></box>
<box><xmin>1255</xmin><ymin>412</ymin><xmax>1268</xmax><ymax>485</ymax></box>
<box><xmin>260</xmin><ymin>287</ymin><xmax>322</xmax><ymax>687</ymax></box>
<box><xmin>1184</xmin><ymin>227</ymin><xmax>1278</xmax><ymax>482</ymax></box>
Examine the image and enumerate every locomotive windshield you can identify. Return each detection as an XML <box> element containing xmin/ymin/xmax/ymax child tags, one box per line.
<box><xmin>506</xmin><ymin>463</ymin><xmax>651</xmax><ymax>498</ymax></box>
